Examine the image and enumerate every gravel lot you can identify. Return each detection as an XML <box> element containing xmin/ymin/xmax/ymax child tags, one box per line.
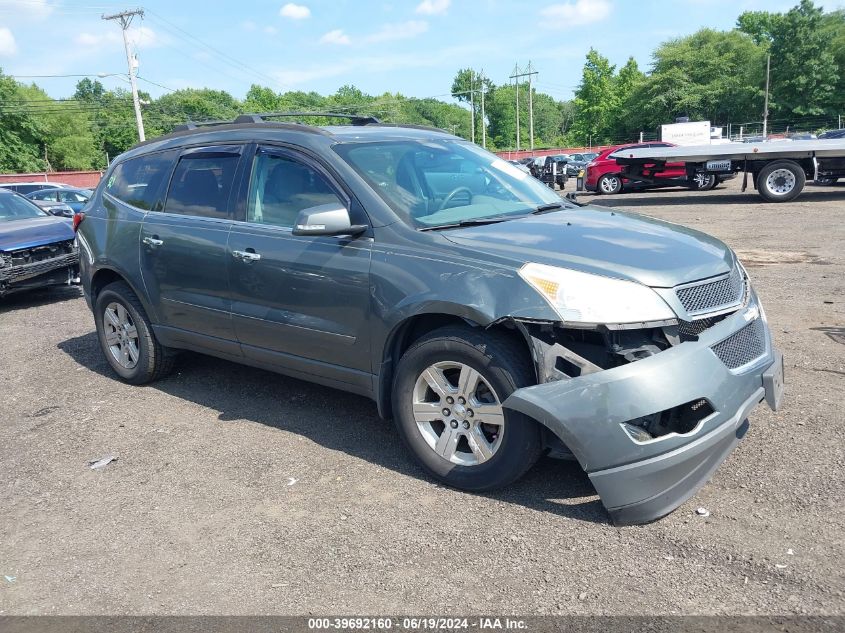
<box><xmin>1</xmin><ymin>178</ymin><xmax>843</xmax><ymax>616</ymax></box>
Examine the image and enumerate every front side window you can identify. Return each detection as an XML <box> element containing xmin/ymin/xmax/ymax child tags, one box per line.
<box><xmin>59</xmin><ymin>191</ymin><xmax>88</xmax><ymax>203</ymax></box>
<box><xmin>164</xmin><ymin>153</ymin><xmax>239</xmax><ymax>219</ymax></box>
<box><xmin>334</xmin><ymin>140</ymin><xmax>562</xmax><ymax>229</ymax></box>
<box><xmin>245</xmin><ymin>152</ymin><xmax>344</xmax><ymax>228</ymax></box>
<box><xmin>106</xmin><ymin>151</ymin><xmax>177</xmax><ymax>210</ymax></box>
<box><xmin>29</xmin><ymin>190</ymin><xmax>56</xmax><ymax>201</ymax></box>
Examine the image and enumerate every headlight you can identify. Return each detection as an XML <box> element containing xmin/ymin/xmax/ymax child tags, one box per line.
<box><xmin>518</xmin><ymin>263</ymin><xmax>676</xmax><ymax>324</ymax></box>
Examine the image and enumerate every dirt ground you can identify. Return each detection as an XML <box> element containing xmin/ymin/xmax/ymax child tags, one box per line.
<box><xmin>1</xmin><ymin>178</ymin><xmax>843</xmax><ymax>616</ymax></box>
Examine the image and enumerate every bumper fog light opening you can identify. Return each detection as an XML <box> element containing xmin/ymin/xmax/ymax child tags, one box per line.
<box><xmin>621</xmin><ymin>422</ymin><xmax>654</xmax><ymax>443</ymax></box>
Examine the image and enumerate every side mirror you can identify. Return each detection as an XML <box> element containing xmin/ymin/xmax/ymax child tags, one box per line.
<box><xmin>291</xmin><ymin>204</ymin><xmax>367</xmax><ymax>237</ymax></box>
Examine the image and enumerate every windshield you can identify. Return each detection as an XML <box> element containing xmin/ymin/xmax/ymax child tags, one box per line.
<box><xmin>0</xmin><ymin>193</ymin><xmax>48</xmax><ymax>221</ymax></box>
<box><xmin>333</xmin><ymin>140</ymin><xmax>563</xmax><ymax>228</ymax></box>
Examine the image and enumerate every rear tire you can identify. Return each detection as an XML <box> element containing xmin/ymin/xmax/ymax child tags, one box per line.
<box><xmin>598</xmin><ymin>174</ymin><xmax>622</xmax><ymax>195</ymax></box>
<box><xmin>94</xmin><ymin>281</ymin><xmax>175</xmax><ymax>384</ymax></box>
<box><xmin>757</xmin><ymin>160</ymin><xmax>805</xmax><ymax>202</ymax></box>
<box><xmin>392</xmin><ymin>326</ymin><xmax>543</xmax><ymax>492</ymax></box>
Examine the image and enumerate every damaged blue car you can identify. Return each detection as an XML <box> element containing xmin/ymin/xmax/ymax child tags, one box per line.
<box><xmin>0</xmin><ymin>189</ymin><xmax>80</xmax><ymax>298</ymax></box>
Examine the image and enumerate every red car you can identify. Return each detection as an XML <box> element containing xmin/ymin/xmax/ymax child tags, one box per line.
<box><xmin>585</xmin><ymin>142</ymin><xmax>687</xmax><ymax>194</ymax></box>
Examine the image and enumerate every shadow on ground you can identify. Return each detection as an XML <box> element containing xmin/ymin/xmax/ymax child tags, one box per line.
<box><xmin>0</xmin><ymin>285</ymin><xmax>82</xmax><ymax>313</ymax></box>
<box><xmin>58</xmin><ymin>331</ymin><xmax>608</xmax><ymax>524</ymax></box>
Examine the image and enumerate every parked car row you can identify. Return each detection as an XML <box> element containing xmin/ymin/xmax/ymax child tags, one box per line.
<box><xmin>0</xmin><ymin>182</ymin><xmax>93</xmax><ymax>218</ymax></box>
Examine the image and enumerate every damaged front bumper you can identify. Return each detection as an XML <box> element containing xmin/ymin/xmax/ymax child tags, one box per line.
<box><xmin>503</xmin><ymin>299</ymin><xmax>784</xmax><ymax>526</ymax></box>
<box><xmin>0</xmin><ymin>249</ymin><xmax>79</xmax><ymax>297</ymax></box>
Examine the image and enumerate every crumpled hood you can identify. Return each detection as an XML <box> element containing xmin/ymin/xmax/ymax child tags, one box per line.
<box><xmin>0</xmin><ymin>216</ymin><xmax>75</xmax><ymax>252</ymax></box>
<box><xmin>441</xmin><ymin>206</ymin><xmax>734</xmax><ymax>288</ymax></box>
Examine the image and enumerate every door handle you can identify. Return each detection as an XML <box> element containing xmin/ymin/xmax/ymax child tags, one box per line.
<box><xmin>232</xmin><ymin>249</ymin><xmax>261</xmax><ymax>262</ymax></box>
<box><xmin>142</xmin><ymin>236</ymin><xmax>164</xmax><ymax>247</ymax></box>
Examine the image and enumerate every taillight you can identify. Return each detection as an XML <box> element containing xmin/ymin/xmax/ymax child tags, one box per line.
<box><xmin>72</xmin><ymin>211</ymin><xmax>85</xmax><ymax>232</ymax></box>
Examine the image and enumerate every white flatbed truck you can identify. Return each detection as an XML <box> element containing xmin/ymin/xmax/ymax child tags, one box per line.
<box><xmin>613</xmin><ymin>139</ymin><xmax>845</xmax><ymax>202</ymax></box>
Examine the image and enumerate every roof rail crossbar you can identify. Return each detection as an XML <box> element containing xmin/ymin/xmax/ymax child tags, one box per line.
<box><xmin>172</xmin><ymin>120</ymin><xmax>234</xmax><ymax>133</ymax></box>
<box><xmin>234</xmin><ymin>112</ymin><xmax>380</xmax><ymax>126</ymax></box>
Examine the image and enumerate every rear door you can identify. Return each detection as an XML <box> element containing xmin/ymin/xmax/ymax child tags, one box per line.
<box><xmin>227</xmin><ymin>145</ymin><xmax>373</xmax><ymax>388</ymax></box>
<box><xmin>139</xmin><ymin>144</ymin><xmax>245</xmax><ymax>350</ymax></box>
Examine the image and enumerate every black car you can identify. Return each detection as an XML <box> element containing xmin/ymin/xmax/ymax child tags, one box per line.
<box><xmin>76</xmin><ymin>113</ymin><xmax>783</xmax><ymax>525</ymax></box>
<box><xmin>565</xmin><ymin>152</ymin><xmax>598</xmax><ymax>176</ymax></box>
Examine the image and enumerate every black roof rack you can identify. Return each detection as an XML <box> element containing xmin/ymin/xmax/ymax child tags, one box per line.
<box><xmin>233</xmin><ymin>112</ymin><xmax>380</xmax><ymax>126</ymax></box>
<box><xmin>172</xmin><ymin>120</ymin><xmax>235</xmax><ymax>132</ymax></box>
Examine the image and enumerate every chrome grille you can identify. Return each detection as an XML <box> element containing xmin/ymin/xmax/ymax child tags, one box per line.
<box><xmin>711</xmin><ymin>318</ymin><xmax>766</xmax><ymax>370</ymax></box>
<box><xmin>676</xmin><ymin>266</ymin><xmax>744</xmax><ymax>317</ymax></box>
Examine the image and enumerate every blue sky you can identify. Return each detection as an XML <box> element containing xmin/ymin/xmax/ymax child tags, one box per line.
<box><xmin>0</xmin><ymin>0</ymin><xmax>840</xmax><ymax>103</ymax></box>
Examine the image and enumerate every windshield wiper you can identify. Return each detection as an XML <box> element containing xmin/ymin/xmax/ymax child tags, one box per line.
<box><xmin>530</xmin><ymin>202</ymin><xmax>565</xmax><ymax>214</ymax></box>
<box><xmin>418</xmin><ymin>215</ymin><xmax>518</xmax><ymax>231</ymax></box>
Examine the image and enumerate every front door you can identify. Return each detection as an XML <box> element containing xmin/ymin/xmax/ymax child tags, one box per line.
<box><xmin>227</xmin><ymin>146</ymin><xmax>373</xmax><ymax>389</ymax></box>
<box><xmin>140</xmin><ymin>145</ymin><xmax>245</xmax><ymax>349</ymax></box>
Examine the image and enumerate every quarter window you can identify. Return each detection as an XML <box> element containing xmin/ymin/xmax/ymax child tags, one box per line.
<box><xmin>245</xmin><ymin>152</ymin><xmax>343</xmax><ymax>228</ymax></box>
<box><xmin>106</xmin><ymin>151</ymin><xmax>177</xmax><ymax>211</ymax></box>
<box><xmin>164</xmin><ymin>154</ymin><xmax>240</xmax><ymax>219</ymax></box>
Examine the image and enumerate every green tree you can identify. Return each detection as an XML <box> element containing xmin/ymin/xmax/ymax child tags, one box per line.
<box><xmin>571</xmin><ymin>49</ymin><xmax>618</xmax><ymax>144</ymax></box>
<box><xmin>0</xmin><ymin>69</ymin><xmax>45</xmax><ymax>172</ymax></box>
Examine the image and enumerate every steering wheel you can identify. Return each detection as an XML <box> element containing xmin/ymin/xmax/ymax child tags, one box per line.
<box><xmin>437</xmin><ymin>186</ymin><xmax>473</xmax><ymax>212</ymax></box>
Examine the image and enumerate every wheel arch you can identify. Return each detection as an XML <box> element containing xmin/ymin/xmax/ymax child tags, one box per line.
<box><xmin>375</xmin><ymin>308</ymin><xmax>533</xmax><ymax>420</ymax></box>
<box><xmin>89</xmin><ymin>265</ymin><xmax>159</xmax><ymax>323</ymax></box>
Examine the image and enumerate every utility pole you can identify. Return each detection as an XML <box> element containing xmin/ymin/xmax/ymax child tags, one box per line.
<box><xmin>480</xmin><ymin>69</ymin><xmax>486</xmax><ymax>148</ymax></box>
<box><xmin>527</xmin><ymin>61</ymin><xmax>535</xmax><ymax>151</ymax></box>
<box><xmin>510</xmin><ymin>65</ymin><xmax>520</xmax><ymax>151</ymax></box>
<box><xmin>470</xmin><ymin>69</ymin><xmax>475</xmax><ymax>145</ymax></box>
<box><xmin>510</xmin><ymin>63</ymin><xmax>538</xmax><ymax>152</ymax></box>
<box><xmin>762</xmin><ymin>53</ymin><xmax>770</xmax><ymax>140</ymax></box>
<box><xmin>102</xmin><ymin>8</ymin><xmax>146</xmax><ymax>142</ymax></box>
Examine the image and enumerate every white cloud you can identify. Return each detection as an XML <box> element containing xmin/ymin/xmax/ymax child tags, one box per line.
<box><xmin>2</xmin><ymin>0</ymin><xmax>53</xmax><ymax>18</ymax></box>
<box><xmin>320</xmin><ymin>29</ymin><xmax>351</xmax><ymax>45</ymax></box>
<box><xmin>280</xmin><ymin>3</ymin><xmax>311</xmax><ymax>19</ymax></box>
<box><xmin>365</xmin><ymin>20</ymin><xmax>428</xmax><ymax>43</ymax></box>
<box><xmin>540</xmin><ymin>0</ymin><xmax>611</xmax><ymax>28</ymax></box>
<box><xmin>0</xmin><ymin>27</ymin><xmax>17</xmax><ymax>56</ymax></box>
<box><xmin>415</xmin><ymin>0</ymin><xmax>450</xmax><ymax>15</ymax></box>
<box><xmin>264</xmin><ymin>26</ymin><xmax>278</xmax><ymax>35</ymax></box>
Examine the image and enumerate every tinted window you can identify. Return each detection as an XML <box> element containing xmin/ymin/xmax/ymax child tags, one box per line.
<box><xmin>245</xmin><ymin>152</ymin><xmax>343</xmax><ymax>228</ymax></box>
<box><xmin>29</xmin><ymin>190</ymin><xmax>56</xmax><ymax>201</ymax></box>
<box><xmin>106</xmin><ymin>151</ymin><xmax>177</xmax><ymax>210</ymax></box>
<box><xmin>164</xmin><ymin>154</ymin><xmax>239</xmax><ymax>219</ymax></box>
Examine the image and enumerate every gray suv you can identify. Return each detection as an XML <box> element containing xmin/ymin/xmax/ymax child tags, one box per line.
<box><xmin>76</xmin><ymin>113</ymin><xmax>785</xmax><ymax>525</ymax></box>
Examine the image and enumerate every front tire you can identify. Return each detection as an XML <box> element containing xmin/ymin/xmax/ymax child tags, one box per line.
<box><xmin>758</xmin><ymin>160</ymin><xmax>805</xmax><ymax>202</ymax></box>
<box><xmin>94</xmin><ymin>281</ymin><xmax>175</xmax><ymax>384</ymax></box>
<box><xmin>598</xmin><ymin>174</ymin><xmax>622</xmax><ymax>195</ymax></box>
<box><xmin>690</xmin><ymin>173</ymin><xmax>717</xmax><ymax>191</ymax></box>
<box><xmin>392</xmin><ymin>326</ymin><xmax>543</xmax><ymax>492</ymax></box>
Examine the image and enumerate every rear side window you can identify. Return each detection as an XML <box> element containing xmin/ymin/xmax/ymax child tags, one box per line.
<box><xmin>164</xmin><ymin>152</ymin><xmax>240</xmax><ymax>219</ymax></box>
<box><xmin>106</xmin><ymin>151</ymin><xmax>177</xmax><ymax>210</ymax></box>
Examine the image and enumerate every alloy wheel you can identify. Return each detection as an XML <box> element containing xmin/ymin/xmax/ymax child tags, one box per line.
<box><xmin>103</xmin><ymin>301</ymin><xmax>140</xmax><ymax>369</ymax></box>
<box><xmin>412</xmin><ymin>361</ymin><xmax>505</xmax><ymax>466</ymax></box>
